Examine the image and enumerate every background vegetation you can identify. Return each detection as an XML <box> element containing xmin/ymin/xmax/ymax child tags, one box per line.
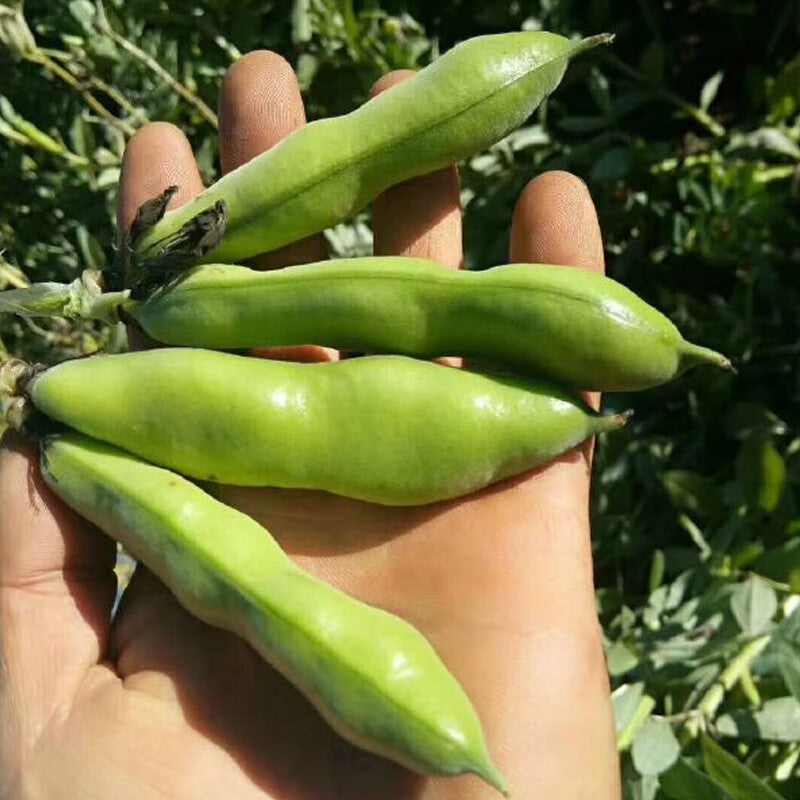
<box><xmin>1</xmin><ymin>1</ymin><xmax>799</xmax><ymax>797</ymax></box>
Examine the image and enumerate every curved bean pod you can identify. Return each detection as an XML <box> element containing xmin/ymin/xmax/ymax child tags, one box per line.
<box><xmin>132</xmin><ymin>32</ymin><xmax>610</xmax><ymax>266</ymax></box>
<box><xmin>20</xmin><ymin>350</ymin><xmax>627</xmax><ymax>505</ymax></box>
<box><xmin>129</xmin><ymin>258</ymin><xmax>731</xmax><ymax>391</ymax></box>
<box><xmin>39</xmin><ymin>432</ymin><xmax>508</xmax><ymax>792</ymax></box>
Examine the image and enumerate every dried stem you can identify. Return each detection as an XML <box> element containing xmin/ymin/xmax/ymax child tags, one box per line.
<box><xmin>89</xmin><ymin>75</ymin><xmax>149</xmax><ymax>125</ymax></box>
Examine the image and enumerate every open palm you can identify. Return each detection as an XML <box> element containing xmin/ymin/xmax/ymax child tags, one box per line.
<box><xmin>0</xmin><ymin>52</ymin><xmax>620</xmax><ymax>800</ymax></box>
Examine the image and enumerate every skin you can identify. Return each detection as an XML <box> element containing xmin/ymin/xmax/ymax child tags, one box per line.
<box><xmin>0</xmin><ymin>49</ymin><xmax>621</xmax><ymax>800</ymax></box>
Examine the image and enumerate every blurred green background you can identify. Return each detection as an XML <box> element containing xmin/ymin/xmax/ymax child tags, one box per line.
<box><xmin>1</xmin><ymin>1</ymin><xmax>799</xmax><ymax>797</ymax></box>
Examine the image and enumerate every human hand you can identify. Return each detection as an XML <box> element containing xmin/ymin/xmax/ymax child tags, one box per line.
<box><xmin>0</xmin><ymin>52</ymin><xmax>620</xmax><ymax>800</ymax></box>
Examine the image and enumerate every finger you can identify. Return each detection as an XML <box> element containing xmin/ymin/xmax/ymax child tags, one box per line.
<box><xmin>510</xmin><ymin>170</ymin><xmax>605</xmax><ymax>275</ymax></box>
<box><xmin>505</xmin><ymin>174</ymin><xmax>618</xmax><ymax>797</ymax></box>
<box><xmin>370</xmin><ymin>71</ymin><xmax>462</xmax><ymax>270</ymax></box>
<box><xmin>510</xmin><ymin>170</ymin><xmax>604</xmax><ymax>413</ymax></box>
<box><xmin>218</xmin><ymin>50</ymin><xmax>326</xmax><ymax>268</ymax></box>
<box><xmin>117</xmin><ymin>121</ymin><xmax>204</xmax><ymax>236</ymax></box>
<box><xmin>0</xmin><ymin>433</ymin><xmax>116</xmax><ymax>767</ymax></box>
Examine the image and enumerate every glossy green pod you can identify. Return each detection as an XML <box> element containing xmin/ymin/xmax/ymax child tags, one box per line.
<box><xmin>129</xmin><ymin>258</ymin><xmax>731</xmax><ymax>391</ymax></box>
<box><xmin>24</xmin><ymin>350</ymin><xmax>627</xmax><ymax>505</ymax></box>
<box><xmin>133</xmin><ymin>32</ymin><xmax>610</xmax><ymax>265</ymax></box>
<box><xmin>39</xmin><ymin>432</ymin><xmax>507</xmax><ymax>792</ymax></box>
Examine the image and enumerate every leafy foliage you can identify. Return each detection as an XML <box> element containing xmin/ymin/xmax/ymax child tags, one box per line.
<box><xmin>1</xmin><ymin>1</ymin><xmax>799</xmax><ymax>796</ymax></box>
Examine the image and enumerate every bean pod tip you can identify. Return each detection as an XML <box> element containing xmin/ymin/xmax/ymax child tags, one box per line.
<box><xmin>473</xmin><ymin>757</ymin><xmax>510</xmax><ymax>796</ymax></box>
<box><xmin>679</xmin><ymin>342</ymin><xmax>735</xmax><ymax>376</ymax></box>
<box><xmin>574</xmin><ymin>32</ymin><xmax>616</xmax><ymax>55</ymax></box>
<box><xmin>608</xmin><ymin>408</ymin><xmax>634</xmax><ymax>430</ymax></box>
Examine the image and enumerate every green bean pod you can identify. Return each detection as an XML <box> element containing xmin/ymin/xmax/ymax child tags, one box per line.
<box><xmin>129</xmin><ymin>258</ymin><xmax>731</xmax><ymax>391</ymax></box>
<box><xmin>16</xmin><ymin>350</ymin><xmax>627</xmax><ymax>505</ymax></box>
<box><xmin>39</xmin><ymin>431</ymin><xmax>508</xmax><ymax>792</ymax></box>
<box><xmin>133</xmin><ymin>32</ymin><xmax>610</xmax><ymax>265</ymax></box>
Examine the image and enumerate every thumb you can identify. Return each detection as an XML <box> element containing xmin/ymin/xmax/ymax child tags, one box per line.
<box><xmin>0</xmin><ymin>433</ymin><xmax>116</xmax><ymax>777</ymax></box>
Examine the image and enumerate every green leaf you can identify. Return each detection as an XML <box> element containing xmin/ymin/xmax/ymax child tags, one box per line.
<box><xmin>506</xmin><ymin>125</ymin><xmax>549</xmax><ymax>151</ymax></box>
<box><xmin>649</xmin><ymin>549</ymin><xmax>665</xmax><ymax>593</ymax></box>
<box><xmin>68</xmin><ymin>0</ymin><xmax>95</xmax><ymax>31</ymax></box>
<box><xmin>730</xmin><ymin>576</ymin><xmax>777</xmax><ymax>636</ymax></box>
<box><xmin>612</xmin><ymin>682</ymin><xmax>645</xmax><ymax>735</ymax></box>
<box><xmin>590</xmin><ymin>146</ymin><xmax>630</xmax><ymax>181</ymax></box>
<box><xmin>606</xmin><ymin>639</ymin><xmax>639</xmax><ymax>676</ymax></box>
<box><xmin>0</xmin><ymin>94</ymin><xmax>17</xmax><ymax>123</ymax></box>
<box><xmin>86</xmin><ymin>33</ymin><xmax>118</xmax><ymax>63</ymax></box>
<box><xmin>701</xmin><ymin>735</ymin><xmax>786</xmax><ymax>800</ymax></box>
<box><xmin>624</xmin><ymin>773</ymin><xmax>659</xmax><ymax>800</ymax></box>
<box><xmin>753</xmin><ymin>539</ymin><xmax>800</xmax><ymax>584</ymax></box>
<box><xmin>700</xmin><ymin>71</ymin><xmax>724</xmax><ymax>112</ymax></box>
<box><xmin>558</xmin><ymin>114</ymin><xmax>609</xmax><ymax>133</ymax></box>
<box><xmin>729</xmin><ymin>128</ymin><xmax>800</xmax><ymax>160</ymax></box>
<box><xmin>291</xmin><ymin>0</ymin><xmax>312</xmax><ymax>43</ymax></box>
<box><xmin>776</xmin><ymin>639</ymin><xmax>800</xmax><ymax>703</ymax></box>
<box><xmin>96</xmin><ymin>167</ymin><xmax>120</xmax><ymax>189</ymax></box>
<box><xmin>631</xmin><ymin>717</ymin><xmax>680</xmax><ymax>776</ymax></box>
<box><xmin>679</xmin><ymin>515</ymin><xmax>712</xmax><ymax>560</ymax></box>
<box><xmin>640</xmin><ymin>41</ymin><xmax>664</xmax><ymax>83</ymax></box>
<box><xmin>75</xmin><ymin>226</ymin><xmax>106</xmax><ymax>270</ymax></box>
<box><xmin>0</xmin><ymin>1</ymin><xmax>37</xmax><ymax>57</ymax></box>
<box><xmin>663</xmin><ymin>470</ymin><xmax>721</xmax><ymax>518</ymax></box>
<box><xmin>730</xmin><ymin>542</ymin><xmax>765</xmax><ymax>571</ymax></box>
<box><xmin>736</xmin><ymin>435</ymin><xmax>786</xmax><ymax>513</ymax></box>
<box><xmin>717</xmin><ymin>696</ymin><xmax>800</xmax><ymax>742</ymax></box>
<box><xmin>768</xmin><ymin>53</ymin><xmax>800</xmax><ymax>120</ymax></box>
<box><xmin>661</xmin><ymin>757</ymin><xmax>732</xmax><ymax>800</ymax></box>
<box><xmin>777</xmin><ymin>607</ymin><xmax>800</xmax><ymax>644</ymax></box>
<box><xmin>69</xmin><ymin>115</ymin><xmax>95</xmax><ymax>159</ymax></box>
<box><xmin>295</xmin><ymin>52</ymin><xmax>319</xmax><ymax>91</ymax></box>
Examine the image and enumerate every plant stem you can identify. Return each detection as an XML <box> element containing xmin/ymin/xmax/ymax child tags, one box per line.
<box><xmin>651</xmin><ymin>153</ymin><xmax>714</xmax><ymax>174</ymax></box>
<box><xmin>738</xmin><ymin>666</ymin><xmax>761</xmax><ymax>707</ymax></box>
<box><xmin>89</xmin><ymin>75</ymin><xmax>149</xmax><ymax>125</ymax></box>
<box><xmin>0</xmin><ymin>121</ymin><xmax>29</xmax><ymax>147</ymax></box>
<box><xmin>33</xmin><ymin>44</ymin><xmax>148</xmax><ymax>127</ymax></box>
<box><xmin>0</xmin><ymin>273</ymin><xmax>128</xmax><ymax>324</ymax></box>
<box><xmin>30</xmin><ymin>52</ymin><xmax>134</xmax><ymax>136</ymax></box>
<box><xmin>681</xmin><ymin>635</ymin><xmax>771</xmax><ymax>744</ymax></box>
<box><xmin>0</xmin><ymin>257</ymin><xmax>29</xmax><ymax>289</ymax></box>
<box><xmin>95</xmin><ymin>17</ymin><xmax>217</xmax><ymax>129</ymax></box>
<box><xmin>0</xmin><ymin>100</ymin><xmax>93</xmax><ymax>167</ymax></box>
